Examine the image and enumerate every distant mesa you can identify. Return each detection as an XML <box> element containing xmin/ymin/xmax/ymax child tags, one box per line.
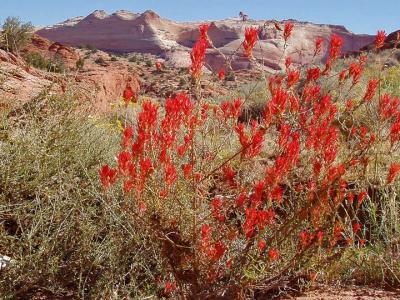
<box><xmin>36</xmin><ymin>9</ymin><xmax>375</xmax><ymax>72</ymax></box>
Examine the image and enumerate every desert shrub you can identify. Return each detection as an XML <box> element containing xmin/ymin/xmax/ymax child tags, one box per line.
<box><xmin>76</xmin><ymin>57</ymin><xmax>85</xmax><ymax>69</ymax></box>
<box><xmin>95</xmin><ymin>57</ymin><xmax>106</xmax><ymax>65</ymax></box>
<box><xmin>98</xmin><ymin>26</ymin><xmax>400</xmax><ymax>298</ymax></box>
<box><xmin>110</xmin><ymin>56</ymin><xmax>118</xmax><ymax>62</ymax></box>
<box><xmin>128</xmin><ymin>55</ymin><xmax>137</xmax><ymax>63</ymax></box>
<box><xmin>24</xmin><ymin>52</ymin><xmax>65</xmax><ymax>73</ymax></box>
<box><xmin>0</xmin><ymin>16</ymin><xmax>33</xmax><ymax>53</ymax></box>
<box><xmin>24</xmin><ymin>52</ymin><xmax>49</xmax><ymax>69</ymax></box>
<box><xmin>145</xmin><ymin>59</ymin><xmax>153</xmax><ymax>67</ymax></box>
<box><xmin>0</xmin><ymin>92</ymin><xmax>163</xmax><ymax>298</ymax></box>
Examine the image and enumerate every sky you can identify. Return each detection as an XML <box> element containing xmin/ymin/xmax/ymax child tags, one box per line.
<box><xmin>0</xmin><ymin>0</ymin><xmax>398</xmax><ymax>35</ymax></box>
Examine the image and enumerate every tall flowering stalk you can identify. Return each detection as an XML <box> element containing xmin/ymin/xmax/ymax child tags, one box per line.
<box><xmin>242</xmin><ymin>27</ymin><xmax>258</xmax><ymax>58</ymax></box>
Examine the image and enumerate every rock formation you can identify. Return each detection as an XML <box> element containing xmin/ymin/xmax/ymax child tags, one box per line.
<box><xmin>37</xmin><ymin>10</ymin><xmax>375</xmax><ymax>72</ymax></box>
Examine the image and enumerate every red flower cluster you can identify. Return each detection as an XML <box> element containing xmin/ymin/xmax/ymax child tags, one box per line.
<box><xmin>218</xmin><ymin>69</ymin><xmax>225</xmax><ymax>80</ymax></box>
<box><xmin>363</xmin><ymin>79</ymin><xmax>379</xmax><ymax>101</ymax></box>
<box><xmin>314</xmin><ymin>37</ymin><xmax>324</xmax><ymax>56</ymax></box>
<box><xmin>123</xmin><ymin>84</ymin><xmax>136</xmax><ymax>105</ymax></box>
<box><xmin>220</xmin><ymin>98</ymin><xmax>242</xmax><ymax>120</ymax></box>
<box><xmin>99</xmin><ymin>165</ymin><xmax>117</xmax><ymax>191</ymax></box>
<box><xmin>323</xmin><ymin>34</ymin><xmax>343</xmax><ymax>74</ymax></box>
<box><xmin>190</xmin><ymin>24</ymin><xmax>210</xmax><ymax>79</ymax></box>
<box><xmin>283</xmin><ymin>22</ymin><xmax>294</xmax><ymax>41</ymax></box>
<box><xmin>242</xmin><ymin>27</ymin><xmax>258</xmax><ymax>57</ymax></box>
<box><xmin>387</xmin><ymin>163</ymin><xmax>400</xmax><ymax>184</ymax></box>
<box><xmin>375</xmin><ymin>30</ymin><xmax>386</xmax><ymax>49</ymax></box>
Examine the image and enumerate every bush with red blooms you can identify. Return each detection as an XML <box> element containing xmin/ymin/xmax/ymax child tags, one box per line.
<box><xmin>100</xmin><ymin>25</ymin><xmax>400</xmax><ymax>298</ymax></box>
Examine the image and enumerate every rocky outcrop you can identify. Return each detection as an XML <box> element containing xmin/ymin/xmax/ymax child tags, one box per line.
<box><xmin>0</xmin><ymin>51</ymin><xmax>55</xmax><ymax>105</ymax></box>
<box><xmin>23</xmin><ymin>34</ymin><xmax>80</xmax><ymax>68</ymax></box>
<box><xmin>36</xmin><ymin>10</ymin><xmax>375</xmax><ymax>72</ymax></box>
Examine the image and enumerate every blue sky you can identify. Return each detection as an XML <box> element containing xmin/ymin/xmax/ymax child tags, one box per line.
<box><xmin>0</xmin><ymin>0</ymin><xmax>398</xmax><ymax>34</ymax></box>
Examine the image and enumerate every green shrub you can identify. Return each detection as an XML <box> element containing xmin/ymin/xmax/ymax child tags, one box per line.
<box><xmin>0</xmin><ymin>16</ymin><xmax>33</xmax><ymax>53</ymax></box>
<box><xmin>76</xmin><ymin>57</ymin><xmax>85</xmax><ymax>69</ymax></box>
<box><xmin>0</xmin><ymin>92</ymin><xmax>161</xmax><ymax>298</ymax></box>
<box><xmin>145</xmin><ymin>59</ymin><xmax>152</xmax><ymax>67</ymax></box>
<box><xmin>128</xmin><ymin>56</ymin><xmax>137</xmax><ymax>63</ymax></box>
<box><xmin>24</xmin><ymin>52</ymin><xmax>65</xmax><ymax>73</ymax></box>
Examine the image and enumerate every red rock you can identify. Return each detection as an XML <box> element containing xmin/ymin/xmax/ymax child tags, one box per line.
<box><xmin>23</xmin><ymin>34</ymin><xmax>80</xmax><ymax>68</ymax></box>
<box><xmin>36</xmin><ymin>10</ymin><xmax>375</xmax><ymax>72</ymax></box>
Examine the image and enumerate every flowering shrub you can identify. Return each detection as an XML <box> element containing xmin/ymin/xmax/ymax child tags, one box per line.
<box><xmin>100</xmin><ymin>25</ymin><xmax>400</xmax><ymax>298</ymax></box>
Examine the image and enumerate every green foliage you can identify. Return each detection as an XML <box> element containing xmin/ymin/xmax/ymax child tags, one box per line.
<box><xmin>75</xmin><ymin>57</ymin><xmax>85</xmax><ymax>69</ymax></box>
<box><xmin>128</xmin><ymin>55</ymin><xmax>137</xmax><ymax>63</ymax></box>
<box><xmin>0</xmin><ymin>92</ymin><xmax>160</xmax><ymax>298</ymax></box>
<box><xmin>0</xmin><ymin>16</ymin><xmax>33</xmax><ymax>53</ymax></box>
<box><xmin>145</xmin><ymin>59</ymin><xmax>152</xmax><ymax>67</ymax></box>
<box><xmin>24</xmin><ymin>52</ymin><xmax>65</xmax><ymax>73</ymax></box>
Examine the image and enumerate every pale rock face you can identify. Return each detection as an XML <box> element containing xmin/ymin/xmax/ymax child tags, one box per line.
<box><xmin>36</xmin><ymin>10</ymin><xmax>375</xmax><ymax>72</ymax></box>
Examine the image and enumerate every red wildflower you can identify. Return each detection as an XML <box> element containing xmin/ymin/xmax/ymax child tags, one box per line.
<box><xmin>268</xmin><ymin>248</ymin><xmax>279</xmax><ymax>261</ymax></box>
<box><xmin>212</xmin><ymin>242</ymin><xmax>226</xmax><ymax>261</ymax></box>
<box><xmin>338</xmin><ymin>69</ymin><xmax>347</xmax><ymax>82</ymax></box>
<box><xmin>121</xmin><ymin>126</ymin><xmax>133</xmax><ymax>148</ymax></box>
<box><xmin>199</xmin><ymin>23</ymin><xmax>210</xmax><ymax>44</ymax></box>
<box><xmin>307</xmin><ymin>67</ymin><xmax>320</xmax><ymax>82</ymax></box>
<box><xmin>211</xmin><ymin>197</ymin><xmax>225</xmax><ymax>222</ymax></box>
<box><xmin>258</xmin><ymin>239</ymin><xmax>266</xmax><ymax>251</ymax></box>
<box><xmin>300</xmin><ymin>231</ymin><xmax>312</xmax><ymax>248</ymax></box>
<box><xmin>271</xmin><ymin>186</ymin><xmax>283</xmax><ymax>203</ymax></box>
<box><xmin>139</xmin><ymin>157</ymin><xmax>153</xmax><ymax>178</ymax></box>
<box><xmin>375</xmin><ymin>30</ymin><xmax>386</xmax><ymax>49</ymax></box>
<box><xmin>287</xmin><ymin>69</ymin><xmax>300</xmax><ymax>88</ymax></box>
<box><xmin>363</xmin><ymin>79</ymin><xmax>379</xmax><ymax>101</ymax></box>
<box><xmin>165</xmin><ymin>164</ymin><xmax>177</xmax><ymax>186</ymax></box>
<box><xmin>155</xmin><ymin>61</ymin><xmax>162</xmax><ymax>71</ymax></box>
<box><xmin>285</xmin><ymin>56</ymin><xmax>292</xmax><ymax>69</ymax></box>
<box><xmin>164</xmin><ymin>281</ymin><xmax>176</xmax><ymax>295</ymax></box>
<box><xmin>138</xmin><ymin>100</ymin><xmax>158</xmax><ymax>130</ymax></box>
<box><xmin>379</xmin><ymin>94</ymin><xmax>400</xmax><ymax>119</ymax></box>
<box><xmin>317</xmin><ymin>231</ymin><xmax>324</xmax><ymax>245</ymax></box>
<box><xmin>222</xmin><ymin>164</ymin><xmax>236</xmax><ymax>187</ymax></box>
<box><xmin>328</xmin><ymin>34</ymin><xmax>343</xmax><ymax>60</ymax></box>
<box><xmin>390</xmin><ymin>115</ymin><xmax>400</xmax><ymax>144</ymax></box>
<box><xmin>123</xmin><ymin>84</ymin><xmax>136</xmax><ymax>105</ymax></box>
<box><xmin>182</xmin><ymin>163</ymin><xmax>193</xmax><ymax>179</ymax></box>
<box><xmin>314</xmin><ymin>37</ymin><xmax>324</xmax><ymax>56</ymax></box>
<box><xmin>201</xmin><ymin>224</ymin><xmax>211</xmax><ymax>246</ymax></box>
<box><xmin>118</xmin><ymin>151</ymin><xmax>131</xmax><ymax>175</ymax></box>
<box><xmin>387</xmin><ymin>163</ymin><xmax>400</xmax><ymax>184</ymax></box>
<box><xmin>346</xmin><ymin>99</ymin><xmax>354</xmax><ymax>111</ymax></box>
<box><xmin>218</xmin><ymin>69</ymin><xmax>225</xmax><ymax>80</ymax></box>
<box><xmin>231</xmin><ymin>98</ymin><xmax>243</xmax><ymax>119</ymax></box>
<box><xmin>352</xmin><ymin>222</ymin><xmax>361</xmax><ymax>234</ymax></box>
<box><xmin>283</xmin><ymin>22</ymin><xmax>294</xmax><ymax>41</ymax></box>
<box><xmin>348</xmin><ymin>62</ymin><xmax>363</xmax><ymax>85</ymax></box>
<box><xmin>190</xmin><ymin>38</ymin><xmax>207</xmax><ymax>79</ymax></box>
<box><xmin>242</xmin><ymin>27</ymin><xmax>258</xmax><ymax>57</ymax></box>
<box><xmin>99</xmin><ymin>165</ymin><xmax>117</xmax><ymax>191</ymax></box>
<box><xmin>357</xmin><ymin>191</ymin><xmax>368</xmax><ymax>206</ymax></box>
<box><xmin>236</xmin><ymin>192</ymin><xmax>247</xmax><ymax>207</ymax></box>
